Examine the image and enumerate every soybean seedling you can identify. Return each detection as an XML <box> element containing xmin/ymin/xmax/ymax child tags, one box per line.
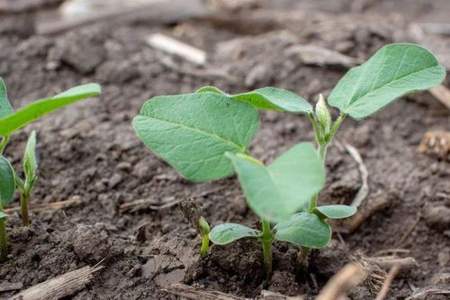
<box><xmin>132</xmin><ymin>43</ymin><xmax>445</xmax><ymax>276</ymax></box>
<box><xmin>179</xmin><ymin>198</ymin><xmax>211</xmax><ymax>257</ymax></box>
<box><xmin>0</xmin><ymin>78</ymin><xmax>101</xmax><ymax>261</ymax></box>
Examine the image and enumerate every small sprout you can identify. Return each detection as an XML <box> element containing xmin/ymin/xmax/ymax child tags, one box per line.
<box><xmin>179</xmin><ymin>198</ymin><xmax>211</xmax><ymax>256</ymax></box>
<box><xmin>133</xmin><ymin>43</ymin><xmax>444</xmax><ymax>277</ymax></box>
<box><xmin>16</xmin><ymin>131</ymin><xmax>38</xmax><ymax>226</ymax></box>
<box><xmin>0</xmin><ymin>78</ymin><xmax>101</xmax><ymax>259</ymax></box>
<box><xmin>198</xmin><ymin>216</ymin><xmax>211</xmax><ymax>257</ymax></box>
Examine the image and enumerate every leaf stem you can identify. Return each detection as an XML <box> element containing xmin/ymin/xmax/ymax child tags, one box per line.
<box><xmin>0</xmin><ymin>135</ymin><xmax>10</xmax><ymax>154</ymax></box>
<box><xmin>0</xmin><ymin>216</ymin><xmax>7</xmax><ymax>262</ymax></box>
<box><xmin>261</xmin><ymin>219</ymin><xmax>273</xmax><ymax>279</ymax></box>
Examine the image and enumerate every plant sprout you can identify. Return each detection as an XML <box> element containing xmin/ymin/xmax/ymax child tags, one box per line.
<box><xmin>0</xmin><ymin>78</ymin><xmax>101</xmax><ymax>261</ymax></box>
<box><xmin>132</xmin><ymin>43</ymin><xmax>445</xmax><ymax>276</ymax></box>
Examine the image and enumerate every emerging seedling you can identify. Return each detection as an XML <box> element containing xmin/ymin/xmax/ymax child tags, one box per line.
<box><xmin>0</xmin><ymin>78</ymin><xmax>101</xmax><ymax>260</ymax></box>
<box><xmin>133</xmin><ymin>43</ymin><xmax>445</xmax><ymax>276</ymax></box>
<box><xmin>179</xmin><ymin>198</ymin><xmax>211</xmax><ymax>256</ymax></box>
<box><xmin>15</xmin><ymin>131</ymin><xmax>38</xmax><ymax>226</ymax></box>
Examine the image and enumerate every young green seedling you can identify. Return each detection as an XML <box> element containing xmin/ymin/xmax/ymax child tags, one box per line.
<box><xmin>179</xmin><ymin>198</ymin><xmax>211</xmax><ymax>257</ymax></box>
<box><xmin>15</xmin><ymin>131</ymin><xmax>38</xmax><ymax>226</ymax></box>
<box><xmin>133</xmin><ymin>43</ymin><xmax>445</xmax><ymax>276</ymax></box>
<box><xmin>0</xmin><ymin>78</ymin><xmax>101</xmax><ymax>260</ymax></box>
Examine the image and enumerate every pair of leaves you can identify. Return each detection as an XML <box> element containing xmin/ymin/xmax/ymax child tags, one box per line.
<box><xmin>0</xmin><ymin>156</ymin><xmax>15</xmax><ymax>209</ymax></box>
<box><xmin>226</xmin><ymin>143</ymin><xmax>325</xmax><ymax>223</ymax></box>
<box><xmin>329</xmin><ymin>43</ymin><xmax>446</xmax><ymax>119</ymax></box>
<box><xmin>0</xmin><ymin>81</ymin><xmax>101</xmax><ymax>136</ymax></box>
<box><xmin>209</xmin><ymin>205</ymin><xmax>356</xmax><ymax>248</ymax></box>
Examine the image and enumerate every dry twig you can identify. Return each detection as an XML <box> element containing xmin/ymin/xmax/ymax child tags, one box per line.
<box><xmin>343</xmin><ymin>143</ymin><xmax>369</xmax><ymax>208</ymax></box>
<box><xmin>366</xmin><ymin>256</ymin><xmax>417</xmax><ymax>273</ymax></box>
<box><xmin>406</xmin><ymin>287</ymin><xmax>450</xmax><ymax>300</ymax></box>
<box><xmin>429</xmin><ymin>85</ymin><xmax>450</xmax><ymax>109</ymax></box>
<box><xmin>120</xmin><ymin>197</ymin><xmax>181</xmax><ymax>213</ymax></box>
<box><xmin>11</xmin><ymin>265</ymin><xmax>103</xmax><ymax>300</ymax></box>
<box><xmin>375</xmin><ymin>264</ymin><xmax>401</xmax><ymax>300</ymax></box>
<box><xmin>147</xmin><ymin>33</ymin><xmax>207</xmax><ymax>65</ymax></box>
<box><xmin>285</xmin><ymin>45</ymin><xmax>358</xmax><ymax>69</ymax></box>
<box><xmin>316</xmin><ymin>263</ymin><xmax>367</xmax><ymax>300</ymax></box>
<box><xmin>5</xmin><ymin>198</ymin><xmax>83</xmax><ymax>214</ymax></box>
<box><xmin>36</xmin><ymin>0</ymin><xmax>209</xmax><ymax>35</ymax></box>
<box><xmin>163</xmin><ymin>283</ymin><xmax>249</xmax><ymax>300</ymax></box>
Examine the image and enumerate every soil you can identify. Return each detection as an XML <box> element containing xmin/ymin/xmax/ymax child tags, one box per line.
<box><xmin>0</xmin><ymin>1</ymin><xmax>449</xmax><ymax>299</ymax></box>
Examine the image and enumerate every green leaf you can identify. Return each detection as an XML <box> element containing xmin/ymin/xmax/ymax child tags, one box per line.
<box><xmin>196</xmin><ymin>86</ymin><xmax>228</xmax><ymax>95</ymax></box>
<box><xmin>133</xmin><ymin>92</ymin><xmax>259</xmax><ymax>182</ymax></box>
<box><xmin>329</xmin><ymin>43</ymin><xmax>446</xmax><ymax>119</ymax></box>
<box><xmin>226</xmin><ymin>143</ymin><xmax>325</xmax><ymax>223</ymax></box>
<box><xmin>274</xmin><ymin>212</ymin><xmax>331</xmax><ymax>248</ymax></box>
<box><xmin>23</xmin><ymin>131</ymin><xmax>38</xmax><ymax>182</ymax></box>
<box><xmin>209</xmin><ymin>223</ymin><xmax>261</xmax><ymax>245</ymax></box>
<box><xmin>0</xmin><ymin>211</ymin><xmax>6</xmax><ymax>219</ymax></box>
<box><xmin>0</xmin><ymin>78</ymin><xmax>13</xmax><ymax>119</ymax></box>
<box><xmin>233</xmin><ymin>87</ymin><xmax>312</xmax><ymax>113</ymax></box>
<box><xmin>196</xmin><ymin>86</ymin><xmax>312</xmax><ymax>113</ymax></box>
<box><xmin>0</xmin><ymin>83</ymin><xmax>101</xmax><ymax>136</ymax></box>
<box><xmin>314</xmin><ymin>205</ymin><xmax>357</xmax><ymax>219</ymax></box>
<box><xmin>0</xmin><ymin>156</ymin><xmax>15</xmax><ymax>207</ymax></box>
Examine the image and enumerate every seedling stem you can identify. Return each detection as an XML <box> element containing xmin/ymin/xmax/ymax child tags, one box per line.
<box><xmin>20</xmin><ymin>191</ymin><xmax>30</xmax><ymax>226</ymax></box>
<box><xmin>198</xmin><ymin>216</ymin><xmax>210</xmax><ymax>257</ymax></box>
<box><xmin>261</xmin><ymin>219</ymin><xmax>273</xmax><ymax>278</ymax></box>
<box><xmin>0</xmin><ymin>135</ymin><xmax>9</xmax><ymax>154</ymax></box>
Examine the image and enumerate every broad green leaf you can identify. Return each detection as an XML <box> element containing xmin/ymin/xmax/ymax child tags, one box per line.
<box><xmin>23</xmin><ymin>131</ymin><xmax>38</xmax><ymax>181</ymax></box>
<box><xmin>0</xmin><ymin>83</ymin><xmax>101</xmax><ymax>136</ymax></box>
<box><xmin>0</xmin><ymin>78</ymin><xmax>13</xmax><ymax>119</ymax></box>
<box><xmin>226</xmin><ymin>143</ymin><xmax>325</xmax><ymax>223</ymax></box>
<box><xmin>315</xmin><ymin>205</ymin><xmax>356</xmax><ymax>219</ymax></box>
<box><xmin>0</xmin><ymin>156</ymin><xmax>15</xmax><ymax>207</ymax></box>
<box><xmin>274</xmin><ymin>212</ymin><xmax>331</xmax><ymax>248</ymax></box>
<box><xmin>196</xmin><ymin>86</ymin><xmax>312</xmax><ymax>113</ymax></box>
<box><xmin>0</xmin><ymin>211</ymin><xmax>6</xmax><ymax>219</ymax></box>
<box><xmin>133</xmin><ymin>92</ymin><xmax>259</xmax><ymax>182</ymax></box>
<box><xmin>209</xmin><ymin>223</ymin><xmax>261</xmax><ymax>245</ymax></box>
<box><xmin>329</xmin><ymin>43</ymin><xmax>446</xmax><ymax>119</ymax></box>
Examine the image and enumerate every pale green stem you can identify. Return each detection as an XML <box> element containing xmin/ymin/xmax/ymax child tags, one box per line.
<box><xmin>200</xmin><ymin>233</ymin><xmax>209</xmax><ymax>257</ymax></box>
<box><xmin>261</xmin><ymin>219</ymin><xmax>273</xmax><ymax>278</ymax></box>
<box><xmin>307</xmin><ymin>113</ymin><xmax>346</xmax><ymax>212</ymax></box>
<box><xmin>0</xmin><ymin>135</ymin><xmax>10</xmax><ymax>154</ymax></box>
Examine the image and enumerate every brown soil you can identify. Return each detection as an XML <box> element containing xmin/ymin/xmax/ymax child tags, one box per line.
<box><xmin>0</xmin><ymin>1</ymin><xmax>449</xmax><ymax>299</ymax></box>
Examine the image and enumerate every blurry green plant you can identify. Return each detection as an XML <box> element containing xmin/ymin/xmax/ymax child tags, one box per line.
<box><xmin>0</xmin><ymin>78</ymin><xmax>101</xmax><ymax>261</ymax></box>
<box><xmin>132</xmin><ymin>43</ymin><xmax>445</xmax><ymax>276</ymax></box>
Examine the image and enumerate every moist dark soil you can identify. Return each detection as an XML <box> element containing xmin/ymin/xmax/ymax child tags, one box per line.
<box><xmin>1</xmin><ymin>1</ymin><xmax>449</xmax><ymax>299</ymax></box>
